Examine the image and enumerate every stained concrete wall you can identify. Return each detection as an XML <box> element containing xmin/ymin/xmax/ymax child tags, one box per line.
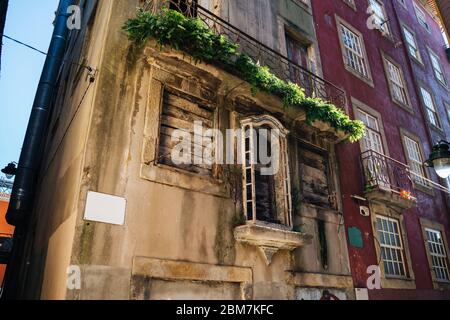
<box><xmin>20</xmin><ymin>0</ymin><xmax>353</xmax><ymax>300</ymax></box>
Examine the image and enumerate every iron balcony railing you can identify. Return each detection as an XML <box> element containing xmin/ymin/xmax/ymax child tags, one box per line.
<box><xmin>145</xmin><ymin>0</ymin><xmax>347</xmax><ymax>110</ymax></box>
<box><xmin>361</xmin><ymin>150</ymin><xmax>417</xmax><ymax>202</ymax></box>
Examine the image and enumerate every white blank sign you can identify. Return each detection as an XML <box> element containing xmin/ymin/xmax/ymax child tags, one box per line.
<box><xmin>84</xmin><ymin>191</ymin><xmax>127</xmax><ymax>225</ymax></box>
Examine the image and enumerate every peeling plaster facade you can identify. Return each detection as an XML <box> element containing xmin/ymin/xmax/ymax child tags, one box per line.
<box><xmin>7</xmin><ymin>0</ymin><xmax>355</xmax><ymax>300</ymax></box>
<box><xmin>6</xmin><ymin>0</ymin><xmax>450</xmax><ymax>301</ymax></box>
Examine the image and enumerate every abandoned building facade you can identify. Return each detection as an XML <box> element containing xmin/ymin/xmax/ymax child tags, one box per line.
<box><xmin>2</xmin><ymin>0</ymin><xmax>450</xmax><ymax>300</ymax></box>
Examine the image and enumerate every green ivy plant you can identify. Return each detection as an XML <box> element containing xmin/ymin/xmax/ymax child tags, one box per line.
<box><xmin>123</xmin><ymin>8</ymin><xmax>365</xmax><ymax>142</ymax></box>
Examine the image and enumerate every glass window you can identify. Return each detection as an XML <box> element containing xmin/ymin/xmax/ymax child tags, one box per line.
<box><xmin>368</xmin><ymin>0</ymin><xmax>390</xmax><ymax>36</ymax></box>
<box><xmin>428</xmin><ymin>50</ymin><xmax>447</xmax><ymax>85</ymax></box>
<box><xmin>376</xmin><ymin>215</ymin><xmax>406</xmax><ymax>277</ymax></box>
<box><xmin>420</xmin><ymin>87</ymin><xmax>441</xmax><ymax>128</ymax></box>
<box><xmin>403</xmin><ymin>135</ymin><xmax>428</xmax><ymax>186</ymax></box>
<box><xmin>425</xmin><ymin>228</ymin><xmax>450</xmax><ymax>281</ymax></box>
<box><xmin>357</xmin><ymin>109</ymin><xmax>384</xmax><ymax>154</ymax></box>
<box><xmin>403</xmin><ymin>27</ymin><xmax>422</xmax><ymax>62</ymax></box>
<box><xmin>340</xmin><ymin>24</ymin><xmax>369</xmax><ymax>78</ymax></box>
<box><xmin>414</xmin><ymin>4</ymin><xmax>431</xmax><ymax>32</ymax></box>
<box><xmin>385</xmin><ymin>59</ymin><xmax>409</xmax><ymax>105</ymax></box>
<box><xmin>241</xmin><ymin>116</ymin><xmax>292</xmax><ymax>227</ymax></box>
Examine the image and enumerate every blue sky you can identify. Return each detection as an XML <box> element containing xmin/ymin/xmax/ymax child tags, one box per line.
<box><xmin>0</xmin><ymin>0</ymin><xmax>59</xmax><ymax>176</ymax></box>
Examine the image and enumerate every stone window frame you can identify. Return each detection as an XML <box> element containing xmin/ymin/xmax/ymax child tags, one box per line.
<box><xmin>399</xmin><ymin>128</ymin><xmax>434</xmax><ymax>196</ymax></box>
<box><xmin>426</xmin><ymin>46</ymin><xmax>448</xmax><ymax>88</ymax></box>
<box><xmin>335</xmin><ymin>15</ymin><xmax>374</xmax><ymax>87</ymax></box>
<box><xmin>369</xmin><ymin>203</ymin><xmax>416</xmax><ymax>289</ymax></box>
<box><xmin>400</xmin><ymin>22</ymin><xmax>424</xmax><ymax>66</ymax></box>
<box><xmin>141</xmin><ymin>76</ymin><xmax>229</xmax><ymax>198</ymax></box>
<box><xmin>418</xmin><ymin>84</ymin><xmax>444</xmax><ymax>132</ymax></box>
<box><xmin>131</xmin><ymin>257</ymin><xmax>253</xmax><ymax>300</ymax></box>
<box><xmin>367</xmin><ymin>0</ymin><xmax>392</xmax><ymax>38</ymax></box>
<box><xmin>240</xmin><ymin>114</ymin><xmax>293</xmax><ymax>229</ymax></box>
<box><xmin>380</xmin><ymin>51</ymin><xmax>412</xmax><ymax>112</ymax></box>
<box><xmin>419</xmin><ymin>218</ymin><xmax>450</xmax><ymax>290</ymax></box>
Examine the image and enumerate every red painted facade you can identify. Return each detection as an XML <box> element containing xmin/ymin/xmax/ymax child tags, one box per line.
<box><xmin>311</xmin><ymin>0</ymin><xmax>450</xmax><ymax>299</ymax></box>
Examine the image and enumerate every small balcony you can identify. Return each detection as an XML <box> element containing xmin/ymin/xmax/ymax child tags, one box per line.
<box><xmin>361</xmin><ymin>150</ymin><xmax>417</xmax><ymax>209</ymax></box>
<box><xmin>0</xmin><ymin>233</ymin><xmax>13</xmax><ymax>264</ymax></box>
<box><xmin>147</xmin><ymin>0</ymin><xmax>347</xmax><ymax>111</ymax></box>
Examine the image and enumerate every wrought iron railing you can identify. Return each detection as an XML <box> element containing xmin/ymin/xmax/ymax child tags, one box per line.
<box><xmin>361</xmin><ymin>150</ymin><xmax>416</xmax><ymax>201</ymax></box>
<box><xmin>144</xmin><ymin>0</ymin><xmax>347</xmax><ymax>110</ymax></box>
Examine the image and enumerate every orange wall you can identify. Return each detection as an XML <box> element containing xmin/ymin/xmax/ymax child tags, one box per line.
<box><xmin>0</xmin><ymin>199</ymin><xmax>14</xmax><ymax>287</ymax></box>
<box><xmin>0</xmin><ymin>200</ymin><xmax>14</xmax><ymax>234</ymax></box>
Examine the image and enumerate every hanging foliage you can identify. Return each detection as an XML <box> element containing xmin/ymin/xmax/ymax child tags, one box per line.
<box><xmin>123</xmin><ymin>8</ymin><xmax>365</xmax><ymax>142</ymax></box>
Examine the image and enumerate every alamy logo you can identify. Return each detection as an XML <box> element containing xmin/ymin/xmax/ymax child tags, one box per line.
<box><xmin>170</xmin><ymin>121</ymin><xmax>282</xmax><ymax>176</ymax></box>
<box><xmin>66</xmin><ymin>265</ymin><xmax>81</xmax><ymax>290</ymax></box>
<box><xmin>67</xmin><ymin>5</ymin><xmax>81</xmax><ymax>30</ymax></box>
<box><xmin>366</xmin><ymin>265</ymin><xmax>381</xmax><ymax>290</ymax></box>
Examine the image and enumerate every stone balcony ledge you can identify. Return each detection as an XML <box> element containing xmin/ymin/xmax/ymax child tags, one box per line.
<box><xmin>234</xmin><ymin>222</ymin><xmax>312</xmax><ymax>265</ymax></box>
<box><xmin>364</xmin><ymin>187</ymin><xmax>417</xmax><ymax>210</ymax></box>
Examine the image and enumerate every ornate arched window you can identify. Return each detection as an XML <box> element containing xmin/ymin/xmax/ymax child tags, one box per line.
<box><xmin>240</xmin><ymin>115</ymin><xmax>292</xmax><ymax>228</ymax></box>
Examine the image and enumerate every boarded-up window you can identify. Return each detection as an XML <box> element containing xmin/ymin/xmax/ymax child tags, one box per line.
<box><xmin>157</xmin><ymin>87</ymin><xmax>215</xmax><ymax>175</ymax></box>
<box><xmin>299</xmin><ymin>145</ymin><xmax>331</xmax><ymax>208</ymax></box>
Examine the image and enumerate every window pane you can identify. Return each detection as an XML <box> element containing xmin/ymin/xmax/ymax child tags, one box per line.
<box><xmin>376</xmin><ymin>216</ymin><xmax>406</xmax><ymax>277</ymax></box>
<box><xmin>425</xmin><ymin>228</ymin><xmax>450</xmax><ymax>281</ymax></box>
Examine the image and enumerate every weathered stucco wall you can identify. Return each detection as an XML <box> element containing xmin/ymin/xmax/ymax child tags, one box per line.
<box><xmin>23</xmin><ymin>0</ymin><xmax>354</xmax><ymax>300</ymax></box>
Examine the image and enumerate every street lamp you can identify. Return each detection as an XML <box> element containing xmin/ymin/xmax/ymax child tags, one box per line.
<box><xmin>425</xmin><ymin>140</ymin><xmax>450</xmax><ymax>179</ymax></box>
<box><xmin>1</xmin><ymin>162</ymin><xmax>17</xmax><ymax>180</ymax></box>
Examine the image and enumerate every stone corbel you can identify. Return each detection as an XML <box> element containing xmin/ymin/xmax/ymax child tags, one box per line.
<box><xmin>234</xmin><ymin>223</ymin><xmax>312</xmax><ymax>265</ymax></box>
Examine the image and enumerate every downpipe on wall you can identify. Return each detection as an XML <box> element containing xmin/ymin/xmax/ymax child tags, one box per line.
<box><xmin>2</xmin><ymin>0</ymin><xmax>74</xmax><ymax>300</ymax></box>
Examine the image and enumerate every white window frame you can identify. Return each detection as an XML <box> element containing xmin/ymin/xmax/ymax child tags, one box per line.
<box><xmin>402</xmin><ymin>25</ymin><xmax>422</xmax><ymax>63</ymax></box>
<box><xmin>356</xmin><ymin>109</ymin><xmax>384</xmax><ymax>154</ymax></box>
<box><xmin>240</xmin><ymin>115</ymin><xmax>292</xmax><ymax>228</ymax></box>
<box><xmin>413</xmin><ymin>3</ymin><xmax>431</xmax><ymax>32</ymax></box>
<box><xmin>427</xmin><ymin>48</ymin><xmax>447</xmax><ymax>86</ymax></box>
<box><xmin>368</xmin><ymin>0</ymin><xmax>391</xmax><ymax>36</ymax></box>
<box><xmin>403</xmin><ymin>134</ymin><xmax>429</xmax><ymax>187</ymax></box>
<box><xmin>357</xmin><ymin>108</ymin><xmax>391</xmax><ymax>189</ymax></box>
<box><xmin>376</xmin><ymin>215</ymin><xmax>407</xmax><ymax>278</ymax></box>
<box><xmin>420</xmin><ymin>86</ymin><xmax>441</xmax><ymax>129</ymax></box>
<box><xmin>425</xmin><ymin>228</ymin><xmax>450</xmax><ymax>282</ymax></box>
<box><xmin>336</xmin><ymin>16</ymin><xmax>373</xmax><ymax>85</ymax></box>
<box><xmin>382</xmin><ymin>55</ymin><xmax>410</xmax><ymax>107</ymax></box>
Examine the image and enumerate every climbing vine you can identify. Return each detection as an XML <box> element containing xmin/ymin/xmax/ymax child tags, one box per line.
<box><xmin>123</xmin><ymin>8</ymin><xmax>365</xmax><ymax>142</ymax></box>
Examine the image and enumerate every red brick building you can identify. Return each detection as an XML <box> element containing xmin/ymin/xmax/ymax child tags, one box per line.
<box><xmin>311</xmin><ymin>0</ymin><xmax>450</xmax><ymax>299</ymax></box>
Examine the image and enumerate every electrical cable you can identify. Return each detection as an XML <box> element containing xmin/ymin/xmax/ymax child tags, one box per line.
<box><xmin>2</xmin><ymin>34</ymin><xmax>94</xmax><ymax>71</ymax></box>
<box><xmin>40</xmin><ymin>71</ymin><xmax>96</xmax><ymax>177</ymax></box>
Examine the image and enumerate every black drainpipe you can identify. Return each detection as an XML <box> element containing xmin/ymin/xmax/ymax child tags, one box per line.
<box><xmin>2</xmin><ymin>0</ymin><xmax>73</xmax><ymax>299</ymax></box>
<box><xmin>6</xmin><ymin>0</ymin><xmax>73</xmax><ymax>225</ymax></box>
